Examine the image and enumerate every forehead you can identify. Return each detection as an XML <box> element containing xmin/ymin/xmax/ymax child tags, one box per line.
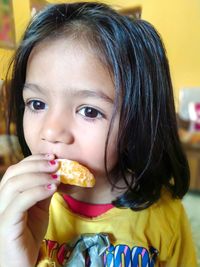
<box><xmin>27</xmin><ymin>36</ymin><xmax>110</xmax><ymax>76</ymax></box>
<box><xmin>25</xmin><ymin>38</ymin><xmax>115</xmax><ymax>99</ymax></box>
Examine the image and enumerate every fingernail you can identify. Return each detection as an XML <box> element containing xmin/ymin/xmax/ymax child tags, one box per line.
<box><xmin>49</xmin><ymin>160</ymin><xmax>56</xmax><ymax>165</ymax></box>
<box><xmin>51</xmin><ymin>174</ymin><xmax>58</xmax><ymax>179</ymax></box>
<box><xmin>46</xmin><ymin>184</ymin><xmax>56</xmax><ymax>190</ymax></box>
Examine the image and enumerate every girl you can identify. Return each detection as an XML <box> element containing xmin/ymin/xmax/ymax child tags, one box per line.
<box><xmin>0</xmin><ymin>2</ymin><xmax>197</xmax><ymax>267</ymax></box>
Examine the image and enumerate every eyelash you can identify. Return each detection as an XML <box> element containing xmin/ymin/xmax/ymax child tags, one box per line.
<box><xmin>24</xmin><ymin>100</ymin><xmax>105</xmax><ymax>121</ymax></box>
<box><xmin>77</xmin><ymin>106</ymin><xmax>105</xmax><ymax>121</ymax></box>
<box><xmin>24</xmin><ymin>99</ymin><xmax>47</xmax><ymax>113</ymax></box>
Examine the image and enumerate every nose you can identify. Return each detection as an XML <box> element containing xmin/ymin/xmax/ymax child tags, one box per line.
<box><xmin>41</xmin><ymin>112</ymin><xmax>74</xmax><ymax>144</ymax></box>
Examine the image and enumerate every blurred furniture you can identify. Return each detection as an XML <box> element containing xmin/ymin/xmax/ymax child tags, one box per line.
<box><xmin>179</xmin><ymin>87</ymin><xmax>200</xmax><ymax>122</ymax></box>
<box><xmin>182</xmin><ymin>143</ymin><xmax>200</xmax><ymax>190</ymax></box>
<box><xmin>0</xmin><ymin>134</ymin><xmax>22</xmax><ymax>178</ymax></box>
<box><xmin>178</xmin><ymin>87</ymin><xmax>200</xmax><ymax>191</ymax></box>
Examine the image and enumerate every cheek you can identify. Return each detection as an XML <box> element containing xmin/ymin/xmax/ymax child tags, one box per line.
<box><xmin>106</xmin><ymin>118</ymin><xmax>119</xmax><ymax>170</ymax></box>
<box><xmin>23</xmin><ymin>115</ymin><xmax>37</xmax><ymax>152</ymax></box>
<box><xmin>82</xmin><ymin>128</ymin><xmax>118</xmax><ymax>173</ymax></box>
<box><xmin>81</xmin><ymin>137</ymin><xmax>105</xmax><ymax>163</ymax></box>
<box><xmin>77</xmin><ymin>131</ymin><xmax>107</xmax><ymax>173</ymax></box>
<box><xmin>23</xmin><ymin>116</ymin><xmax>29</xmax><ymax>143</ymax></box>
<box><xmin>106</xmin><ymin>137</ymin><xmax>118</xmax><ymax>171</ymax></box>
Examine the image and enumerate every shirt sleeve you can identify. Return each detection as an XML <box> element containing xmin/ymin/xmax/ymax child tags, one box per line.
<box><xmin>166</xmin><ymin>202</ymin><xmax>198</xmax><ymax>267</ymax></box>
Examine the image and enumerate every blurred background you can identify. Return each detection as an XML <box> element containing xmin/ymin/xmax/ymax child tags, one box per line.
<box><xmin>0</xmin><ymin>0</ymin><xmax>200</xmax><ymax>265</ymax></box>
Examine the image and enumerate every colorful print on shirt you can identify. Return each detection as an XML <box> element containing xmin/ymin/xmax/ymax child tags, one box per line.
<box><xmin>39</xmin><ymin>239</ymin><xmax>159</xmax><ymax>267</ymax></box>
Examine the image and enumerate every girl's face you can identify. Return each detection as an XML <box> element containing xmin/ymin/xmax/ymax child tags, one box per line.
<box><xmin>23</xmin><ymin>38</ymin><xmax>119</xmax><ymax>191</ymax></box>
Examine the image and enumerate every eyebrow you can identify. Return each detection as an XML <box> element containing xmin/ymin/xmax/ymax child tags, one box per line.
<box><xmin>23</xmin><ymin>83</ymin><xmax>114</xmax><ymax>104</ymax></box>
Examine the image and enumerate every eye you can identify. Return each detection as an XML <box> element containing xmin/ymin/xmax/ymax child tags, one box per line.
<box><xmin>26</xmin><ymin>100</ymin><xmax>47</xmax><ymax>111</ymax></box>
<box><xmin>78</xmin><ymin>106</ymin><xmax>104</xmax><ymax>119</ymax></box>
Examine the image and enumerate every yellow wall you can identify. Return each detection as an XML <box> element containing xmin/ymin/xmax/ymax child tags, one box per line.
<box><xmin>1</xmin><ymin>0</ymin><xmax>200</xmax><ymax>108</ymax></box>
<box><xmin>141</xmin><ymin>0</ymin><xmax>200</xmax><ymax>106</ymax></box>
<box><xmin>0</xmin><ymin>0</ymin><xmax>30</xmax><ymax>79</ymax></box>
<box><xmin>47</xmin><ymin>0</ymin><xmax>142</xmax><ymax>10</ymax></box>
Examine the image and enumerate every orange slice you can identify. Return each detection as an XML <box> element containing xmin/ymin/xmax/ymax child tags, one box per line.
<box><xmin>55</xmin><ymin>159</ymin><xmax>95</xmax><ymax>187</ymax></box>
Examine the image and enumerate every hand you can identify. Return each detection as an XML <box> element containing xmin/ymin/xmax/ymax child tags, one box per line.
<box><xmin>0</xmin><ymin>154</ymin><xmax>60</xmax><ymax>267</ymax></box>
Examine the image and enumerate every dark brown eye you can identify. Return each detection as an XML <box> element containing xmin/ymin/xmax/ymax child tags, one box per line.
<box><xmin>78</xmin><ymin>106</ymin><xmax>104</xmax><ymax>119</ymax></box>
<box><xmin>27</xmin><ymin>100</ymin><xmax>46</xmax><ymax>110</ymax></box>
<box><xmin>84</xmin><ymin>107</ymin><xmax>99</xmax><ymax>118</ymax></box>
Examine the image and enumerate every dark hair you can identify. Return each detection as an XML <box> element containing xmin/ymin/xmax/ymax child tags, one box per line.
<box><xmin>6</xmin><ymin>2</ymin><xmax>190</xmax><ymax>210</ymax></box>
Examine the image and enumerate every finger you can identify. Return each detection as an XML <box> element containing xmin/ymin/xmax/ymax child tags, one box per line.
<box><xmin>0</xmin><ymin>153</ymin><xmax>55</xmax><ymax>185</ymax></box>
<box><xmin>0</xmin><ymin>158</ymin><xmax>59</xmax><ymax>187</ymax></box>
<box><xmin>0</xmin><ymin>172</ymin><xmax>59</xmax><ymax>213</ymax></box>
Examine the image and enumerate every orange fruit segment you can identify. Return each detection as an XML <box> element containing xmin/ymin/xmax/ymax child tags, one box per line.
<box><xmin>55</xmin><ymin>159</ymin><xmax>95</xmax><ymax>187</ymax></box>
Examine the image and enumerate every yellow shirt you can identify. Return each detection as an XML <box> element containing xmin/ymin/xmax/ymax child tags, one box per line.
<box><xmin>37</xmin><ymin>192</ymin><xmax>197</xmax><ymax>267</ymax></box>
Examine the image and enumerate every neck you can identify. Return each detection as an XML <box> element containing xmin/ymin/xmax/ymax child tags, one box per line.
<box><xmin>70</xmin><ymin>186</ymin><xmax>115</xmax><ymax>204</ymax></box>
